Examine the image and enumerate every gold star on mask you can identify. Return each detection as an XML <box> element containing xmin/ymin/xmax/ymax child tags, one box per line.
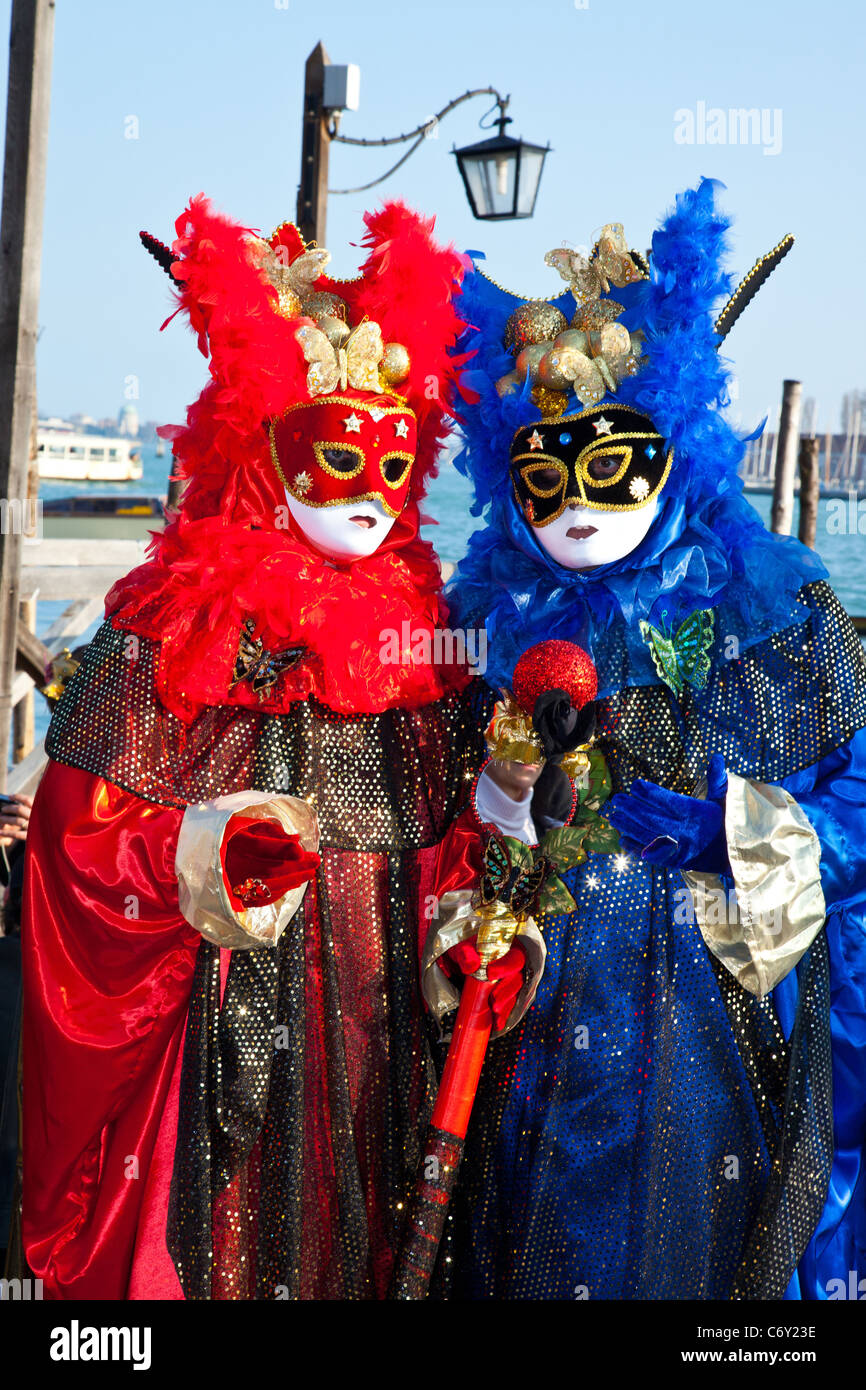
<box><xmin>527</xmin><ymin>429</ymin><xmax>544</xmax><ymax>451</ymax></box>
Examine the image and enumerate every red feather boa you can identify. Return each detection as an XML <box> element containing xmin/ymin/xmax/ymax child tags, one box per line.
<box><xmin>106</xmin><ymin>505</ymin><xmax>469</xmax><ymax>721</ymax></box>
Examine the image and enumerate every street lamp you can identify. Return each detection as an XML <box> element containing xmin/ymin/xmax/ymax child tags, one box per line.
<box><xmin>296</xmin><ymin>42</ymin><xmax>551</xmax><ymax>245</ymax></box>
<box><xmin>453</xmin><ymin>104</ymin><xmax>550</xmax><ymax>221</ymax></box>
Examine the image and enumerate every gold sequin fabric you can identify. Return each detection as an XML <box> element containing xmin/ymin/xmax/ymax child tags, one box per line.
<box><xmin>46</xmin><ymin>621</ymin><xmax>492</xmax><ymax>1299</ymax></box>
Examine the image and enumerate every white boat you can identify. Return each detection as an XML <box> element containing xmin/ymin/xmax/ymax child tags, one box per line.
<box><xmin>36</xmin><ymin>429</ymin><xmax>142</xmax><ymax>482</ymax></box>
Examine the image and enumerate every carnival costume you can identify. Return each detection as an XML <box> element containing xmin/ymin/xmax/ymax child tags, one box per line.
<box><xmin>21</xmin><ymin>197</ymin><xmax>490</xmax><ymax>1300</ymax></box>
<box><xmin>444</xmin><ymin>179</ymin><xmax>866</xmax><ymax>1300</ymax></box>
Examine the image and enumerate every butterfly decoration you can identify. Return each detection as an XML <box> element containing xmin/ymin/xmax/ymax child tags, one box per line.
<box><xmin>231</xmin><ymin>618</ymin><xmax>306</xmax><ymax>698</ymax></box>
<box><xmin>479</xmin><ymin>832</ymin><xmax>556</xmax><ymax>918</ymax></box>
<box><xmin>296</xmin><ymin>320</ymin><xmax>385</xmax><ymax>397</ymax></box>
<box><xmin>639</xmin><ymin>608</ymin><xmax>715</xmax><ymax>696</ymax></box>
<box><xmin>545</xmin><ymin>224</ymin><xmax>643</xmax><ymax>310</ymax></box>
<box><xmin>256</xmin><ymin>243</ymin><xmax>333</xmax><ymax>318</ymax></box>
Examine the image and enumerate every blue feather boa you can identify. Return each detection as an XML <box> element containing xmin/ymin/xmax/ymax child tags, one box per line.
<box><xmin>448</xmin><ymin>178</ymin><xmax>826</xmax><ymax>693</ymax></box>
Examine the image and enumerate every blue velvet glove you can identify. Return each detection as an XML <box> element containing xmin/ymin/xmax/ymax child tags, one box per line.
<box><xmin>606</xmin><ymin>753</ymin><xmax>731</xmax><ymax>874</ymax></box>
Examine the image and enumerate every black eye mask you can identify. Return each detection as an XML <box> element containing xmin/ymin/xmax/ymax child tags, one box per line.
<box><xmin>510</xmin><ymin>405</ymin><xmax>672</xmax><ymax>525</ymax></box>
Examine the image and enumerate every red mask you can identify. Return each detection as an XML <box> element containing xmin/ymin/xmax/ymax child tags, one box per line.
<box><xmin>269</xmin><ymin>391</ymin><xmax>417</xmax><ymax>518</ymax></box>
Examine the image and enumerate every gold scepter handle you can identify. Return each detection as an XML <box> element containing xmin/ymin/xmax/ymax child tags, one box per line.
<box><xmin>473</xmin><ymin>898</ymin><xmax>522</xmax><ymax>979</ymax></box>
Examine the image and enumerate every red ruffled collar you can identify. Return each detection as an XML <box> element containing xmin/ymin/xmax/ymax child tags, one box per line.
<box><xmin>105</xmin><ymin>511</ymin><xmax>469</xmax><ymax>721</ymax></box>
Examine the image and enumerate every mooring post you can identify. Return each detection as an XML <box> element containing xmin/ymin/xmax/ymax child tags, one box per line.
<box><xmin>770</xmin><ymin>380</ymin><xmax>802</xmax><ymax>536</ymax></box>
<box><xmin>797</xmin><ymin>436</ymin><xmax>820</xmax><ymax>549</ymax></box>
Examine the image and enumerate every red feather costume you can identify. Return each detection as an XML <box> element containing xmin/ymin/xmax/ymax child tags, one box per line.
<box><xmin>22</xmin><ymin>198</ymin><xmax>490</xmax><ymax>1299</ymax></box>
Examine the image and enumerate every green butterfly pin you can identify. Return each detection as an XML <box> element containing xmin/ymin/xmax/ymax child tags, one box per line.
<box><xmin>639</xmin><ymin>608</ymin><xmax>715</xmax><ymax>696</ymax></box>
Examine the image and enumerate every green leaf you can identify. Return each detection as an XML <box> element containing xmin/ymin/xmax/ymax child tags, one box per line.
<box><xmin>539</xmin><ymin>876</ymin><xmax>578</xmax><ymax>915</ymax></box>
<box><xmin>577</xmin><ymin>749</ymin><xmax>612</xmax><ymax>811</ymax></box>
<box><xmin>582</xmin><ymin>817</ymin><xmax>621</xmax><ymax>855</ymax></box>
<box><xmin>501</xmin><ymin>835</ymin><xmax>534</xmax><ymax>870</ymax></box>
<box><xmin>541</xmin><ymin>824</ymin><xmax>590</xmax><ymax>870</ymax></box>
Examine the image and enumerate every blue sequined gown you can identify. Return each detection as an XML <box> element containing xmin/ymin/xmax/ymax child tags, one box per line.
<box><xmin>448</xmin><ymin>584</ymin><xmax>866</xmax><ymax>1301</ymax></box>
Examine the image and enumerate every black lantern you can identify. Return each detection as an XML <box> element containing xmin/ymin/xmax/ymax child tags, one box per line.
<box><xmin>453</xmin><ymin>107</ymin><xmax>550</xmax><ymax>221</ymax></box>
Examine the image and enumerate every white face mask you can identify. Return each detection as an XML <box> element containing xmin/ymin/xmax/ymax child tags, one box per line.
<box><xmin>531</xmin><ymin>497</ymin><xmax>660</xmax><ymax>570</ymax></box>
<box><xmin>284</xmin><ymin>492</ymin><xmax>398</xmax><ymax>561</ymax></box>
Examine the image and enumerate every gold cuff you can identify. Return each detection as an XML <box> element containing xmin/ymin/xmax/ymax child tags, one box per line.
<box><xmin>682</xmin><ymin>771</ymin><xmax>825</xmax><ymax>998</ymax></box>
<box><xmin>175</xmin><ymin>791</ymin><xmax>319</xmax><ymax>950</ymax></box>
<box><xmin>420</xmin><ymin>889</ymin><xmax>547</xmax><ymax>1037</ymax></box>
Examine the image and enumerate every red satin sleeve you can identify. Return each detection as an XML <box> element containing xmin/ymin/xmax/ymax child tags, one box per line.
<box><xmin>430</xmin><ymin>806</ymin><xmax>486</xmax><ymax>899</ymax></box>
<box><xmin>21</xmin><ymin>760</ymin><xmax>201</xmax><ymax>1300</ymax></box>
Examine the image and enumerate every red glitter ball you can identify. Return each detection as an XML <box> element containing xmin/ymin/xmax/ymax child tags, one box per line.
<box><xmin>512</xmin><ymin>640</ymin><xmax>597</xmax><ymax>713</ymax></box>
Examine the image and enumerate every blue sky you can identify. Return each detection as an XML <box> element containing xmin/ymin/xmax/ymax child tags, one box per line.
<box><xmin>1</xmin><ymin>0</ymin><xmax>863</xmax><ymax>435</ymax></box>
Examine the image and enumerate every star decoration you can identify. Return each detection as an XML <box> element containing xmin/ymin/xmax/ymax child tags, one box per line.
<box><xmin>629</xmin><ymin>475</ymin><xmax>650</xmax><ymax>501</ymax></box>
<box><xmin>342</xmin><ymin>413</ymin><xmax>363</xmax><ymax>433</ymax></box>
<box><xmin>592</xmin><ymin>415</ymin><xmax>614</xmax><ymax>436</ymax></box>
<box><xmin>527</xmin><ymin>429</ymin><xmax>544</xmax><ymax>451</ymax></box>
<box><xmin>394</xmin><ymin>418</ymin><xmax>410</xmax><ymax>439</ymax></box>
<box><xmin>368</xmin><ymin>406</ymin><xmax>386</xmax><ymax>422</ymax></box>
<box><xmin>293</xmin><ymin>471</ymin><xmax>313</xmax><ymax>496</ymax></box>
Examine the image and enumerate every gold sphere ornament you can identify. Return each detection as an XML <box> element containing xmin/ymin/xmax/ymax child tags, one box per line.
<box><xmin>537</xmin><ymin>350</ymin><xmax>572</xmax><ymax>392</ymax></box>
<box><xmin>495</xmin><ymin>371</ymin><xmax>523</xmax><ymax>398</ymax></box>
<box><xmin>514</xmin><ymin>343</ymin><xmax>549</xmax><ymax>384</ymax></box>
<box><xmin>531</xmin><ymin>385</ymin><xmax>569</xmax><ymax>418</ymax></box>
<box><xmin>317</xmin><ymin>315</ymin><xmax>351</xmax><ymax>348</ymax></box>
<box><xmin>380</xmin><ymin>342</ymin><xmax>411</xmax><ymax>386</ymax></box>
<box><xmin>274</xmin><ymin>285</ymin><xmax>303</xmax><ymax>319</ymax></box>
<box><xmin>301</xmin><ymin>291</ymin><xmax>348</xmax><ymax>322</ymax></box>
<box><xmin>504</xmin><ymin>302</ymin><xmax>568</xmax><ymax>355</ymax></box>
<box><xmin>553</xmin><ymin>328</ymin><xmax>589</xmax><ymax>356</ymax></box>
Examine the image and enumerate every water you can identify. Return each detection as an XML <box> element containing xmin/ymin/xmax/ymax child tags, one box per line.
<box><xmin>24</xmin><ymin>443</ymin><xmax>866</xmax><ymax>752</ymax></box>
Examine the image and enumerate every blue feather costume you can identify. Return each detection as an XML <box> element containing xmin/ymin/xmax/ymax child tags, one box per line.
<box><xmin>444</xmin><ymin>180</ymin><xmax>866</xmax><ymax>1300</ymax></box>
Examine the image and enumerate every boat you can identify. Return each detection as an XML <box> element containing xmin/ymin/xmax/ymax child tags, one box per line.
<box><xmin>37</xmin><ymin>428</ymin><xmax>142</xmax><ymax>482</ymax></box>
<box><xmin>40</xmin><ymin>495</ymin><xmax>165</xmax><ymax>540</ymax></box>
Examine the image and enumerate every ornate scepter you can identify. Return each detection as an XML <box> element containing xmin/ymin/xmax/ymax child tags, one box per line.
<box><xmin>390</xmin><ymin>640</ymin><xmax>609</xmax><ymax>1299</ymax></box>
<box><xmin>389</xmin><ymin>899</ymin><xmax>522</xmax><ymax>1300</ymax></box>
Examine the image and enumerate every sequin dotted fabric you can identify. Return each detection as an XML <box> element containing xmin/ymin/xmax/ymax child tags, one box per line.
<box><xmin>438</xmin><ymin>581</ymin><xmax>860</xmax><ymax>1301</ymax></box>
<box><xmin>47</xmin><ymin>620</ymin><xmax>492</xmax><ymax>1299</ymax></box>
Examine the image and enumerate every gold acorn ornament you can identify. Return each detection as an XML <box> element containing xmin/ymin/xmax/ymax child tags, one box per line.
<box><xmin>553</xmin><ymin>328</ymin><xmax>590</xmax><ymax>356</ymax></box>
<box><xmin>380</xmin><ymin>342</ymin><xmax>411</xmax><ymax>387</ymax></box>
<box><xmin>514</xmin><ymin>343</ymin><xmax>549</xmax><ymax>384</ymax></box>
<box><xmin>504</xmin><ymin>302</ymin><xmax>568</xmax><ymax>354</ymax></box>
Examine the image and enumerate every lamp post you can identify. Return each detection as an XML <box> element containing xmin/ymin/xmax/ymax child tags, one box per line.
<box><xmin>295</xmin><ymin>42</ymin><xmax>550</xmax><ymax>246</ymax></box>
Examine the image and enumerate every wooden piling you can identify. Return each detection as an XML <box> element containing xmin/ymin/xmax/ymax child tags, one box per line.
<box><xmin>797</xmin><ymin>436</ymin><xmax>820</xmax><ymax>549</ymax></box>
<box><xmin>770</xmin><ymin>380</ymin><xmax>802</xmax><ymax>535</ymax></box>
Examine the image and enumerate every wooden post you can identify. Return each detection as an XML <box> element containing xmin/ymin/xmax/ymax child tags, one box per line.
<box><xmin>0</xmin><ymin>0</ymin><xmax>55</xmax><ymax>790</ymax></box>
<box><xmin>824</xmin><ymin>429</ymin><xmax>833</xmax><ymax>485</ymax></box>
<box><xmin>797</xmin><ymin>436</ymin><xmax>820</xmax><ymax>549</ymax></box>
<box><xmin>770</xmin><ymin>380</ymin><xmax>802</xmax><ymax>535</ymax></box>
<box><xmin>166</xmin><ymin>453</ymin><xmax>183</xmax><ymax>512</ymax></box>
<box><xmin>13</xmin><ymin>594</ymin><xmax>35</xmax><ymax>761</ymax></box>
<box><xmin>296</xmin><ymin>41</ymin><xmax>331</xmax><ymax>246</ymax></box>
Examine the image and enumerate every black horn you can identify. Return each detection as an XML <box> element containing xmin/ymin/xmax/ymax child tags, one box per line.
<box><xmin>715</xmin><ymin>234</ymin><xmax>794</xmax><ymax>342</ymax></box>
<box><xmin>139</xmin><ymin>229</ymin><xmax>177</xmax><ymax>279</ymax></box>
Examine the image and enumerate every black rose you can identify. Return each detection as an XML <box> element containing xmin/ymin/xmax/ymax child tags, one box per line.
<box><xmin>533</xmin><ymin>689</ymin><xmax>597</xmax><ymax>759</ymax></box>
